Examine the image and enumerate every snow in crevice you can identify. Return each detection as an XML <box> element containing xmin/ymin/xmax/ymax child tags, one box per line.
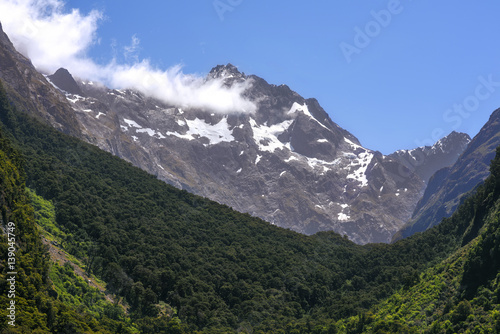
<box><xmin>165</xmin><ymin>131</ymin><xmax>192</xmax><ymax>141</ymax></box>
<box><xmin>124</xmin><ymin>119</ymin><xmax>142</xmax><ymax>129</ymax></box>
<box><xmin>123</xmin><ymin>119</ymin><xmax>168</xmax><ymax>140</ymax></box>
<box><xmin>66</xmin><ymin>95</ymin><xmax>85</xmax><ymax>104</ymax></box>
<box><xmin>337</xmin><ymin>203</ymin><xmax>351</xmax><ymax>221</ymax></box>
<box><xmin>137</xmin><ymin>128</ymin><xmax>156</xmax><ymax>136</ymax></box>
<box><xmin>344</xmin><ymin>137</ymin><xmax>364</xmax><ymax>151</ymax></box>
<box><xmin>284</xmin><ymin>152</ymin><xmax>340</xmax><ymax>174</ymax></box>
<box><xmin>288</xmin><ymin>102</ymin><xmax>331</xmax><ymax>131</ymax></box>
<box><xmin>288</xmin><ymin>102</ymin><xmax>311</xmax><ymax>116</ymax></box>
<box><xmin>107</xmin><ymin>91</ymin><xmax>126</xmax><ymax>99</ymax></box>
<box><xmin>344</xmin><ymin>138</ymin><xmax>374</xmax><ymax>187</ymax></box>
<box><xmin>306</xmin><ymin>157</ymin><xmax>341</xmax><ymax>172</ymax></box>
<box><xmin>249</xmin><ymin>118</ymin><xmax>293</xmax><ymax>153</ymax></box>
<box><xmin>345</xmin><ymin>151</ymin><xmax>373</xmax><ymax>187</ymax></box>
<box><xmin>338</xmin><ymin>213</ymin><xmax>350</xmax><ymax>221</ymax></box>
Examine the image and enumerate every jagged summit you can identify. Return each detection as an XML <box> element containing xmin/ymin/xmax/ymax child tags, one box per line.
<box><xmin>208</xmin><ymin>63</ymin><xmax>245</xmax><ymax>80</ymax></box>
<box><xmin>48</xmin><ymin>68</ymin><xmax>84</xmax><ymax>96</ymax></box>
<box><xmin>390</xmin><ymin>131</ymin><xmax>471</xmax><ymax>184</ymax></box>
<box><xmin>0</xmin><ymin>21</ymin><xmax>83</xmax><ymax>136</ymax></box>
<box><xmin>0</xmin><ymin>22</ymin><xmax>473</xmax><ymax>243</ymax></box>
<box><xmin>394</xmin><ymin>110</ymin><xmax>500</xmax><ymax>241</ymax></box>
<box><xmin>435</xmin><ymin>131</ymin><xmax>471</xmax><ymax>152</ymax></box>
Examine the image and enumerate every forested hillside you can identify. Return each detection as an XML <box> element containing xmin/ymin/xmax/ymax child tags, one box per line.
<box><xmin>337</xmin><ymin>146</ymin><xmax>500</xmax><ymax>333</ymax></box>
<box><xmin>0</xmin><ymin>83</ymin><xmax>139</xmax><ymax>333</ymax></box>
<box><xmin>2</xmin><ymin>76</ymin><xmax>500</xmax><ymax>332</ymax></box>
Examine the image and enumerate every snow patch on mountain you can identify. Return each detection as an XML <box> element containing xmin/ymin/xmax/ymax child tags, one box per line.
<box><xmin>136</xmin><ymin>128</ymin><xmax>156</xmax><ymax>136</ymax></box>
<box><xmin>166</xmin><ymin>117</ymin><xmax>235</xmax><ymax>145</ymax></box>
<box><xmin>249</xmin><ymin>118</ymin><xmax>293</xmax><ymax>153</ymax></box>
<box><xmin>186</xmin><ymin>117</ymin><xmax>234</xmax><ymax>145</ymax></box>
<box><xmin>124</xmin><ymin>119</ymin><xmax>142</xmax><ymax>129</ymax></box>
<box><xmin>288</xmin><ymin>102</ymin><xmax>310</xmax><ymax>116</ymax></box>
<box><xmin>346</xmin><ymin>153</ymin><xmax>373</xmax><ymax>187</ymax></box>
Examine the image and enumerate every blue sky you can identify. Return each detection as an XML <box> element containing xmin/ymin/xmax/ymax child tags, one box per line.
<box><xmin>2</xmin><ymin>1</ymin><xmax>500</xmax><ymax>154</ymax></box>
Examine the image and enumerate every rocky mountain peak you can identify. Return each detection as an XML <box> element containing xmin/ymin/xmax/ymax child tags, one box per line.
<box><xmin>48</xmin><ymin>68</ymin><xmax>84</xmax><ymax>96</ymax></box>
<box><xmin>434</xmin><ymin>131</ymin><xmax>471</xmax><ymax>153</ymax></box>
<box><xmin>389</xmin><ymin>131</ymin><xmax>471</xmax><ymax>184</ymax></box>
<box><xmin>208</xmin><ymin>63</ymin><xmax>245</xmax><ymax>80</ymax></box>
<box><xmin>0</xmin><ymin>21</ymin><xmax>83</xmax><ymax>137</ymax></box>
<box><xmin>394</xmin><ymin>111</ymin><xmax>500</xmax><ymax>241</ymax></box>
<box><xmin>0</xmin><ymin>22</ymin><xmax>473</xmax><ymax>244</ymax></box>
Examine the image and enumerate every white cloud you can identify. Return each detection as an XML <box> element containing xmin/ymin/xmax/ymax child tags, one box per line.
<box><xmin>0</xmin><ymin>0</ymin><xmax>257</xmax><ymax>113</ymax></box>
<box><xmin>123</xmin><ymin>34</ymin><xmax>140</xmax><ymax>61</ymax></box>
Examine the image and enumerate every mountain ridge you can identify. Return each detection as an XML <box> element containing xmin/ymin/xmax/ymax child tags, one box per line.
<box><xmin>64</xmin><ymin>63</ymin><xmax>471</xmax><ymax>243</ymax></box>
<box><xmin>2</xmin><ymin>75</ymin><xmax>499</xmax><ymax>332</ymax></box>
<box><xmin>394</xmin><ymin>107</ymin><xmax>500</xmax><ymax>241</ymax></box>
<box><xmin>0</xmin><ymin>21</ymin><xmax>471</xmax><ymax>243</ymax></box>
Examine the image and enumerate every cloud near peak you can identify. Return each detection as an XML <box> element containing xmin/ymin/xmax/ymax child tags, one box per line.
<box><xmin>0</xmin><ymin>0</ymin><xmax>257</xmax><ymax>113</ymax></box>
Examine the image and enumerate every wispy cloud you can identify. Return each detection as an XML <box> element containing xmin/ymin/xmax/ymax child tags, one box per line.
<box><xmin>123</xmin><ymin>34</ymin><xmax>140</xmax><ymax>62</ymax></box>
<box><xmin>0</xmin><ymin>0</ymin><xmax>256</xmax><ymax>113</ymax></box>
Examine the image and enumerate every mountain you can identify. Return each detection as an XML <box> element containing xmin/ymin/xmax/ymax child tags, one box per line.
<box><xmin>2</xmin><ymin>19</ymin><xmax>500</xmax><ymax>333</ymax></box>
<box><xmin>42</xmin><ymin>64</ymin><xmax>472</xmax><ymax>245</ymax></box>
<box><xmin>339</xmin><ymin>146</ymin><xmax>500</xmax><ymax>333</ymax></box>
<box><xmin>59</xmin><ymin>64</ymin><xmax>473</xmax><ymax>244</ymax></box>
<box><xmin>48</xmin><ymin>67</ymin><xmax>84</xmax><ymax>96</ymax></box>
<box><xmin>389</xmin><ymin>131</ymin><xmax>471</xmax><ymax>184</ymax></box>
<box><xmin>2</xmin><ymin>71</ymin><xmax>500</xmax><ymax>332</ymax></box>
<box><xmin>0</xmin><ymin>22</ymin><xmax>84</xmax><ymax>138</ymax></box>
<box><xmin>394</xmin><ymin>108</ymin><xmax>500</xmax><ymax>240</ymax></box>
<box><xmin>0</xmin><ymin>22</ymin><xmax>470</xmax><ymax>244</ymax></box>
<box><xmin>0</xmin><ymin>99</ymin><xmax>137</xmax><ymax>333</ymax></box>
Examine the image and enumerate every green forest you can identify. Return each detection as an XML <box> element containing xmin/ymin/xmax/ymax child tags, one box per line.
<box><xmin>2</xmin><ymin>78</ymin><xmax>500</xmax><ymax>332</ymax></box>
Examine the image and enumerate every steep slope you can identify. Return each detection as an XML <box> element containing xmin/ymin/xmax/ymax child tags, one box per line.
<box><xmin>0</xmin><ymin>98</ymin><xmax>137</xmax><ymax>333</ymax></box>
<box><xmin>389</xmin><ymin>131</ymin><xmax>471</xmax><ymax>184</ymax></box>
<box><xmin>47</xmin><ymin>64</ymin><xmax>472</xmax><ymax>244</ymax></box>
<box><xmin>0</xmin><ymin>21</ymin><xmax>470</xmax><ymax>244</ymax></box>
<box><xmin>340</xmin><ymin>146</ymin><xmax>500</xmax><ymax>333</ymax></box>
<box><xmin>1</xmin><ymin>59</ymin><xmax>496</xmax><ymax>332</ymax></box>
<box><xmin>0</xmin><ymin>22</ymin><xmax>83</xmax><ymax>138</ymax></box>
<box><xmin>0</xmin><ymin>77</ymin><xmax>477</xmax><ymax>333</ymax></box>
<box><xmin>395</xmin><ymin>108</ymin><xmax>500</xmax><ymax>240</ymax></box>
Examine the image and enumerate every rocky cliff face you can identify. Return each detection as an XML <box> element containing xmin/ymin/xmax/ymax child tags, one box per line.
<box><xmin>389</xmin><ymin>131</ymin><xmax>471</xmax><ymax>184</ymax></box>
<box><xmin>0</xmin><ymin>22</ymin><xmax>83</xmax><ymax>138</ymax></box>
<box><xmin>45</xmin><ymin>64</ymin><xmax>471</xmax><ymax>244</ymax></box>
<box><xmin>394</xmin><ymin>108</ymin><xmax>500</xmax><ymax>241</ymax></box>
<box><xmin>0</xmin><ymin>22</ymin><xmax>471</xmax><ymax>244</ymax></box>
